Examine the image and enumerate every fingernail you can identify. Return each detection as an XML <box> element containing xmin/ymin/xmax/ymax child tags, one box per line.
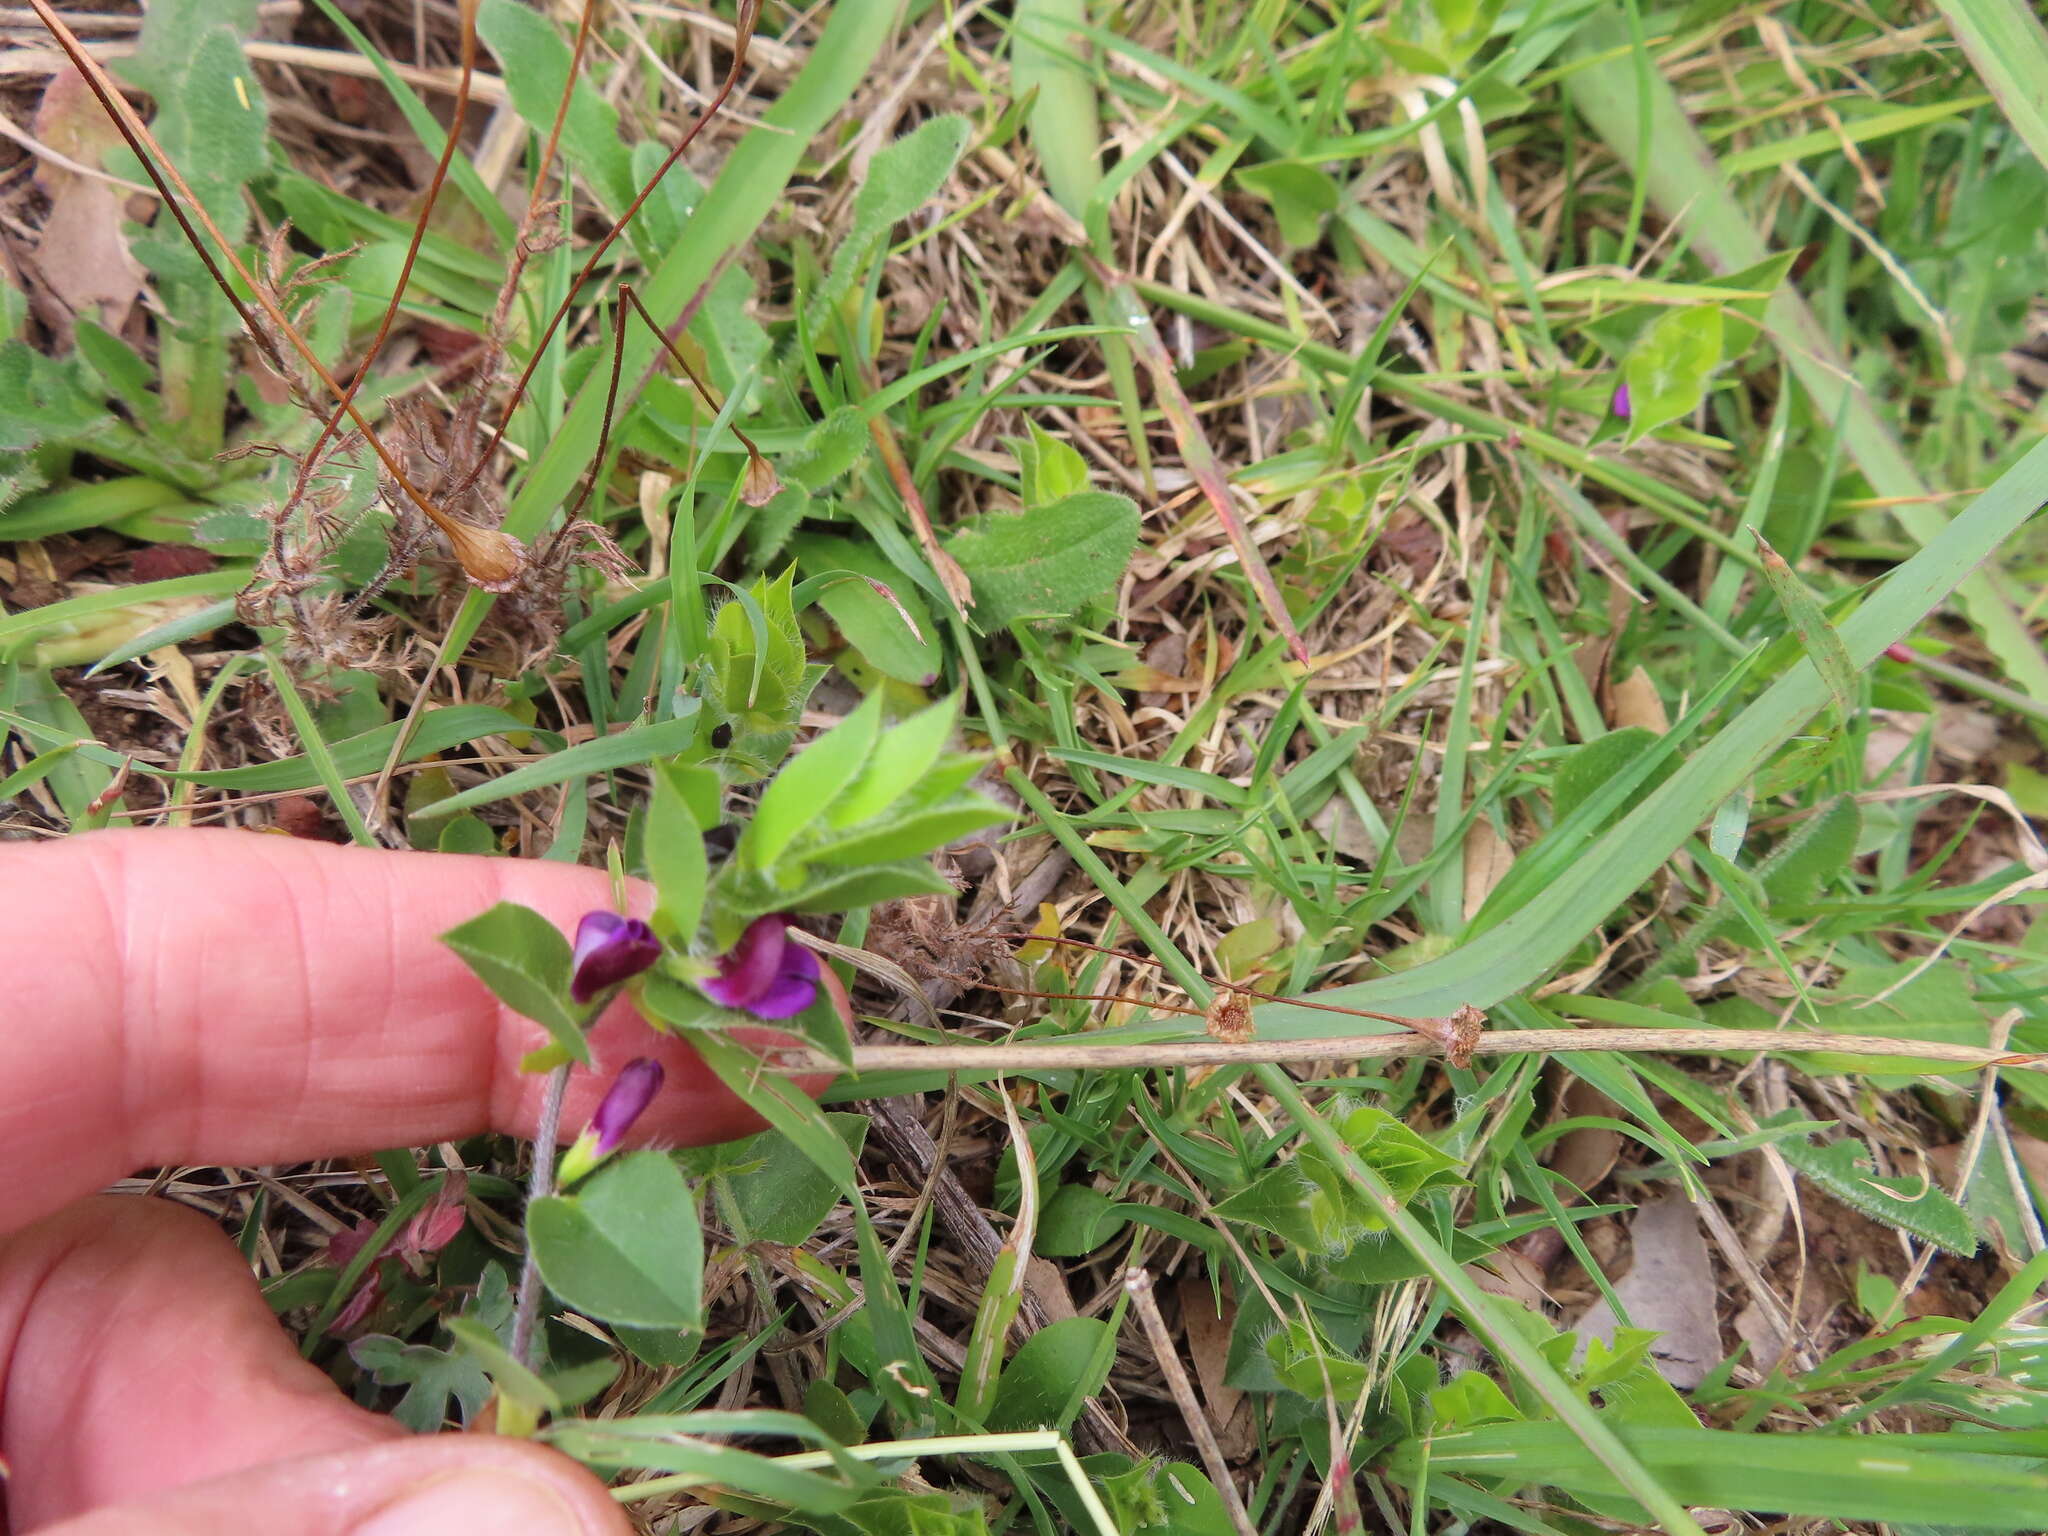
<box><xmin>354</xmin><ymin>1471</ymin><xmax>587</xmax><ymax>1536</ymax></box>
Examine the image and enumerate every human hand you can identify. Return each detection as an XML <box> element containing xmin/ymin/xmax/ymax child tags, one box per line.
<box><xmin>0</xmin><ymin>827</ymin><xmax>773</xmax><ymax>1535</ymax></box>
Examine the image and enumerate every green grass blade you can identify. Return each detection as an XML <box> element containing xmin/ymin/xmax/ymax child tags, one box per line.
<box><xmin>1244</xmin><ymin>433</ymin><xmax>2048</xmax><ymax>1028</ymax></box>
<box><xmin>260</xmin><ymin>649</ymin><xmax>375</xmax><ymax>847</ymax></box>
<box><xmin>1936</xmin><ymin>0</ymin><xmax>2048</xmax><ymax>174</ymax></box>
<box><xmin>437</xmin><ymin>1</ymin><xmax>901</xmax><ymax>664</ymax></box>
<box><xmin>1560</xmin><ymin>17</ymin><xmax>2048</xmax><ymax>705</ymax></box>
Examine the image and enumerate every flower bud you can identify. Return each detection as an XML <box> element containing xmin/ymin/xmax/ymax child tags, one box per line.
<box><xmin>569</xmin><ymin>910</ymin><xmax>662</xmax><ymax>1004</ymax></box>
<box><xmin>701</xmin><ymin>914</ymin><xmax>820</xmax><ymax>1019</ymax></box>
<box><xmin>1611</xmin><ymin>381</ymin><xmax>1631</xmax><ymax>420</ymax></box>
<box><xmin>741</xmin><ymin>449</ymin><xmax>782</xmax><ymax>508</ymax></box>
<box><xmin>558</xmin><ymin>1057</ymin><xmax>665</xmax><ymax>1187</ymax></box>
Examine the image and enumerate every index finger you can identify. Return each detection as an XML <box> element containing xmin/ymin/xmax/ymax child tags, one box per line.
<box><xmin>0</xmin><ymin>828</ymin><xmax>778</xmax><ymax>1231</ymax></box>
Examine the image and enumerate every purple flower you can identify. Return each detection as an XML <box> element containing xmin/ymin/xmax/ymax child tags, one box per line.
<box><xmin>570</xmin><ymin>910</ymin><xmax>661</xmax><ymax>1004</ymax></box>
<box><xmin>701</xmin><ymin>915</ymin><xmax>819</xmax><ymax>1019</ymax></box>
<box><xmin>558</xmin><ymin>1057</ymin><xmax>665</xmax><ymax>1187</ymax></box>
<box><xmin>590</xmin><ymin>1057</ymin><xmax>665</xmax><ymax>1154</ymax></box>
<box><xmin>1611</xmin><ymin>381</ymin><xmax>1632</xmax><ymax>420</ymax></box>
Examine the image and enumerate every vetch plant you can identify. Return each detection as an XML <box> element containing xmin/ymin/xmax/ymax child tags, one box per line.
<box><xmin>440</xmin><ymin>687</ymin><xmax>1007</xmax><ymax>1371</ymax></box>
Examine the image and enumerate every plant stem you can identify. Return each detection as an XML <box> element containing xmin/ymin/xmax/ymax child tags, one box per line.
<box><xmin>511</xmin><ymin>1064</ymin><xmax>571</xmax><ymax>1368</ymax></box>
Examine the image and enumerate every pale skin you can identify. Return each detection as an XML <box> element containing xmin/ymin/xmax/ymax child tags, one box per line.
<box><xmin>0</xmin><ymin>828</ymin><xmax>776</xmax><ymax>1535</ymax></box>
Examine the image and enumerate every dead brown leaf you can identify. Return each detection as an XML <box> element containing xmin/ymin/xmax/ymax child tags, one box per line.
<box><xmin>31</xmin><ymin>65</ymin><xmax>144</xmax><ymax>337</ymax></box>
<box><xmin>1575</xmin><ymin>1198</ymin><xmax>1723</xmax><ymax>1389</ymax></box>
<box><xmin>1461</xmin><ymin>818</ymin><xmax>1514</xmax><ymax>922</ymax></box>
<box><xmin>1607</xmin><ymin>664</ymin><xmax>1670</xmax><ymax>733</ymax></box>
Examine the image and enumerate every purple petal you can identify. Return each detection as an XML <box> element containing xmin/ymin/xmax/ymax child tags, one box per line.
<box><xmin>700</xmin><ymin>915</ymin><xmax>791</xmax><ymax>1010</ymax></box>
<box><xmin>1611</xmin><ymin>381</ymin><xmax>1632</xmax><ymax>420</ymax></box>
<box><xmin>750</xmin><ymin>944</ymin><xmax>821</xmax><ymax>1020</ymax></box>
<box><xmin>589</xmin><ymin>1057</ymin><xmax>665</xmax><ymax>1155</ymax></box>
<box><xmin>570</xmin><ymin>910</ymin><xmax>662</xmax><ymax>1004</ymax></box>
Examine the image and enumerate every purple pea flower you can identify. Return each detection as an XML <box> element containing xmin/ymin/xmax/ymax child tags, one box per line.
<box><xmin>701</xmin><ymin>915</ymin><xmax>819</xmax><ymax>1020</ymax></box>
<box><xmin>1611</xmin><ymin>381</ymin><xmax>1632</xmax><ymax>420</ymax></box>
<box><xmin>569</xmin><ymin>910</ymin><xmax>661</xmax><ymax>1004</ymax></box>
<box><xmin>558</xmin><ymin>1057</ymin><xmax>665</xmax><ymax>1187</ymax></box>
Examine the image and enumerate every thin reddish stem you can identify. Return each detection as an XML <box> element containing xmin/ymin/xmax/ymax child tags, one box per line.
<box><xmin>448</xmin><ymin>0</ymin><xmax>760</xmax><ymax>505</ymax></box>
<box><xmin>24</xmin><ymin>0</ymin><xmax>487</xmax><ymax>563</ymax></box>
<box><xmin>290</xmin><ymin>0</ymin><xmax>481</xmax><ymax>508</ymax></box>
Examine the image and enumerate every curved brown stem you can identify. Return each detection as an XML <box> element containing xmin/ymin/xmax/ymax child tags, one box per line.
<box><xmin>446</xmin><ymin>0</ymin><xmax>761</xmax><ymax>505</ymax></box>
<box><xmin>24</xmin><ymin>0</ymin><xmax>512</xmax><ymax>583</ymax></box>
<box><xmin>288</xmin><ymin>0</ymin><xmax>483</xmax><ymax>509</ymax></box>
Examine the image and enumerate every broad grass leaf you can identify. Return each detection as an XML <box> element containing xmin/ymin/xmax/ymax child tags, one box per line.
<box><xmin>439</xmin><ymin>901</ymin><xmax>588</xmax><ymax>1064</ymax></box>
<box><xmin>526</xmin><ymin>1152</ymin><xmax>704</xmax><ymax>1329</ymax></box>
<box><xmin>1389</xmin><ymin>1420</ymin><xmax>2048</xmax><ymax>1527</ymax></box>
<box><xmin>943</xmin><ymin>490</ymin><xmax>1140</xmax><ymax>628</ymax></box>
<box><xmin>409</xmin><ymin>709</ymin><xmax>703</xmax><ymax>822</ymax></box>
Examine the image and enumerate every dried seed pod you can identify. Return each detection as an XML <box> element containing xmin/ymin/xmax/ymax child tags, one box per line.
<box><xmin>1205</xmin><ymin>989</ymin><xmax>1254</xmax><ymax>1044</ymax></box>
<box><xmin>442</xmin><ymin>522</ymin><xmax>526</xmax><ymax>591</ymax></box>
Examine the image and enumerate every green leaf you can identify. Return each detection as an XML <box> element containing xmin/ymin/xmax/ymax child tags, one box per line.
<box><xmin>695</xmin><ymin>1032</ymin><xmax>860</xmax><ymax>1195</ymax></box>
<box><xmin>1214</xmin><ymin>1105</ymin><xmax>1464</xmax><ymax>1258</ymax></box>
<box><xmin>814</xmin><ymin>115</ymin><xmax>973</xmax><ymax>319</ymax></box>
<box><xmin>690</xmin><ymin>1114</ymin><xmax>870</xmax><ymax>1245</ymax></box>
<box><xmin>1264</xmin><ymin>1315</ymin><xmax>1370</xmax><ymax>1399</ymax></box>
<box><xmin>349</xmin><ymin>1332</ymin><xmax>491</xmax><ymax>1432</ymax></box>
<box><xmin>784</xmin><ymin>407</ymin><xmax>872</xmax><ymax>491</ymax></box>
<box><xmin>1234</xmin><ymin>161</ymin><xmax>1339</xmax><ymax>247</ymax></box>
<box><xmin>476</xmin><ymin>0</ymin><xmax>636</xmax><ymax>218</ymax></box>
<box><xmin>1622</xmin><ymin>304</ymin><xmax>1723</xmax><ymax>442</ymax></box>
<box><xmin>1012</xmin><ymin>420</ymin><xmax>1093</xmax><ymax>506</ymax></box>
<box><xmin>1430</xmin><ymin>1371</ymin><xmax>1524</xmax><ymax>1430</ymax></box>
<box><xmin>116</xmin><ymin>1</ymin><xmax>267</xmax><ymax>241</ymax></box>
<box><xmin>1388</xmin><ymin>1421</ymin><xmax>2048</xmax><ymax>1527</ymax></box>
<box><xmin>943</xmin><ymin>491</ymin><xmax>1141</xmax><ymax>628</ymax></box>
<box><xmin>1780</xmin><ymin>1132</ymin><xmax>1979</xmax><ymax>1256</ymax></box>
<box><xmin>741</xmin><ymin>691</ymin><xmax>885</xmax><ymax>872</ymax></box>
<box><xmin>1037</xmin><ymin>1184</ymin><xmax>1129</xmax><ymax>1257</ymax></box>
<box><xmin>544</xmin><ymin>1413</ymin><xmax>868</xmax><ymax>1513</ymax></box>
<box><xmin>772</xmin><ymin>861</ymin><xmax>961</xmax><ymax>917</ymax></box>
<box><xmin>828</xmin><ymin>696</ymin><xmax>964</xmax><ymax>829</ymax></box>
<box><xmin>987</xmin><ymin>1316</ymin><xmax>1116</xmax><ymax>1431</ymax></box>
<box><xmin>1758</xmin><ymin>795</ymin><xmax>1861</xmax><ymax>906</ymax></box>
<box><xmin>791</xmin><ymin>534</ymin><xmax>940</xmax><ymax>684</ymax></box>
<box><xmin>444</xmin><ymin>1315</ymin><xmax>561</xmax><ymax>1420</ymax></box>
<box><xmin>439</xmin><ymin>902</ymin><xmax>589</xmax><ymax>1065</ymax></box>
<box><xmin>1753</xmin><ymin>531</ymin><xmax>1859</xmax><ymax>722</ymax></box>
<box><xmin>810</xmin><ymin>801</ymin><xmax>1009</xmax><ymax>867</ymax></box>
<box><xmin>1551</xmin><ymin>727</ymin><xmax>1672</xmax><ymax>832</ymax></box>
<box><xmin>647</xmin><ymin>761</ymin><xmax>711</xmax><ymax>945</ymax></box>
<box><xmin>436</xmin><ymin>815</ymin><xmax>500</xmax><ymax>856</ymax></box>
<box><xmin>526</xmin><ymin>1152</ymin><xmax>704</xmax><ymax>1329</ymax></box>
